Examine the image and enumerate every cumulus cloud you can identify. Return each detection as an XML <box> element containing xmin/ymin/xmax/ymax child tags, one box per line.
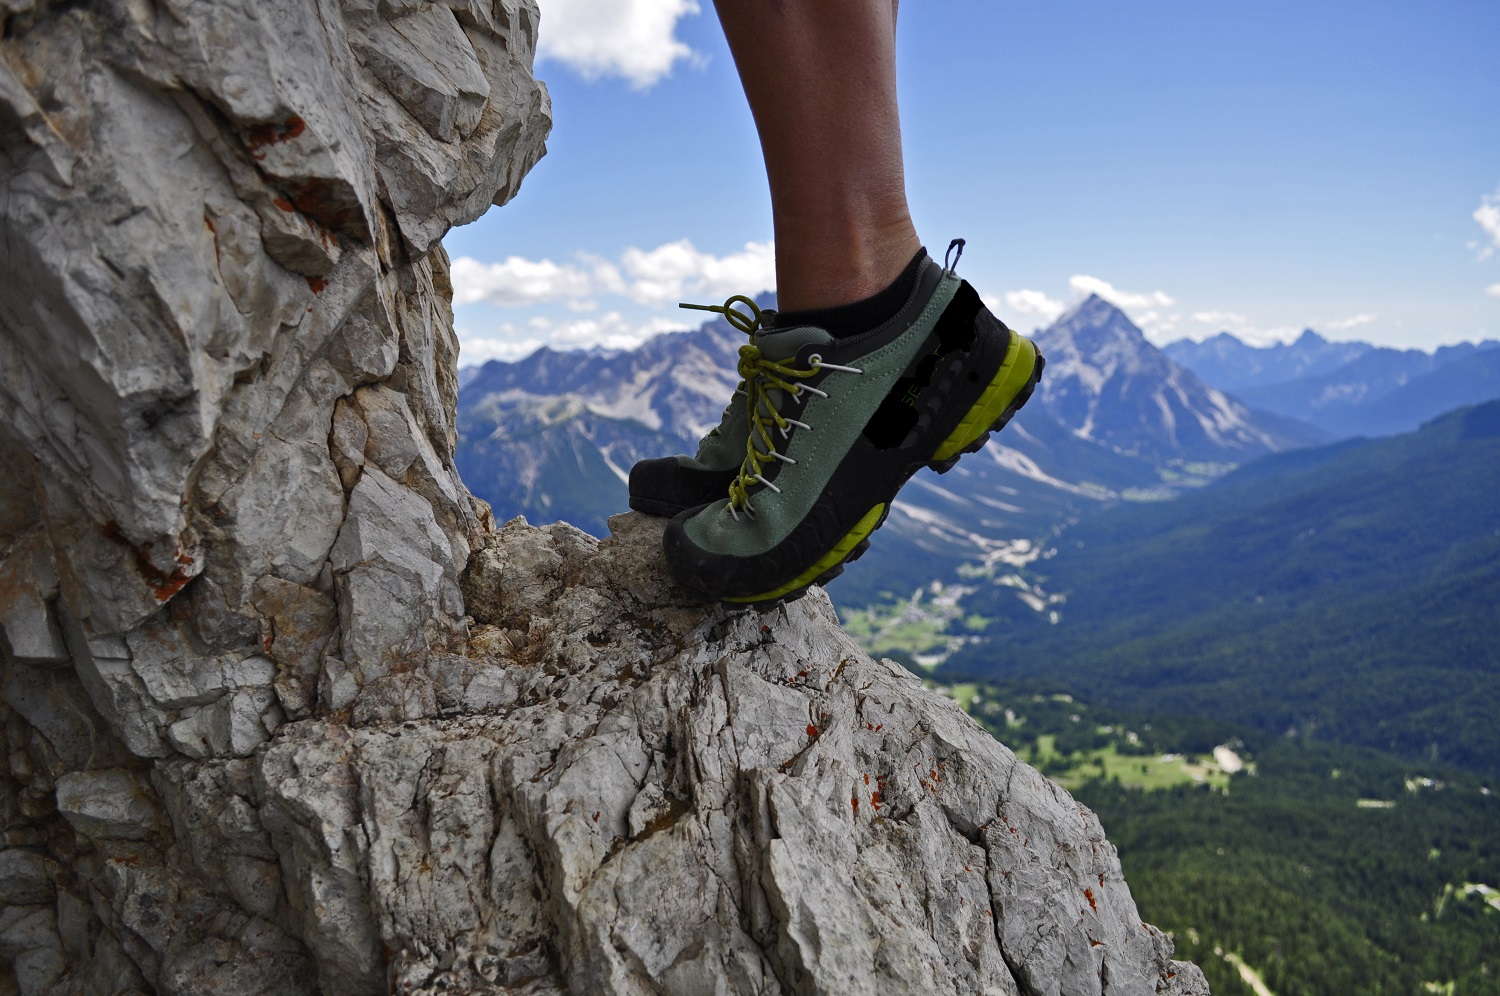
<box><xmin>619</xmin><ymin>239</ymin><xmax>775</xmax><ymax>305</ymax></box>
<box><xmin>1176</xmin><ymin>309</ymin><xmax>1309</xmax><ymax>346</ymax></box>
<box><xmin>1476</xmin><ymin>186</ymin><xmax>1500</xmax><ymax>259</ymax></box>
<box><xmin>451</xmin><ymin>239</ymin><xmax>775</xmax><ymax>309</ymax></box>
<box><xmin>1235</xmin><ymin>327</ymin><xmax>1301</xmax><ymax>347</ymax></box>
<box><xmin>457</xmin><ymin>334</ymin><xmax>548</xmax><ymax>365</ymax></box>
<box><xmin>1003</xmin><ymin>289</ymin><xmax>1066</xmax><ymax>324</ymax></box>
<box><xmin>456</xmin><ymin>311</ymin><xmax>696</xmax><ymax>366</ymax></box>
<box><xmin>1327</xmin><ymin>313</ymin><xmax>1377</xmax><ymax>331</ymax></box>
<box><xmin>537</xmin><ymin>0</ymin><xmax>702</xmax><ymax>89</ymax></box>
<box><xmin>1134</xmin><ymin>311</ymin><xmax>1183</xmax><ymax>342</ymax></box>
<box><xmin>1487</xmin><ymin>283</ymin><xmax>1500</xmax><ymax>299</ymax></box>
<box><xmin>1190</xmin><ymin>311</ymin><xmax>1249</xmax><ymax>328</ymax></box>
<box><xmin>450</xmin><ymin>256</ymin><xmax>596</xmax><ymax>307</ymax></box>
<box><xmin>540</xmin><ymin>311</ymin><xmax>694</xmax><ymax>350</ymax></box>
<box><xmin>1068</xmin><ymin>275</ymin><xmax>1175</xmax><ymax>310</ymax></box>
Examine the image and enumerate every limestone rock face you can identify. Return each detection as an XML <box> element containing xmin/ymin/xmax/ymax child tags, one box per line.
<box><xmin>0</xmin><ymin>0</ymin><xmax>1207</xmax><ymax>993</ymax></box>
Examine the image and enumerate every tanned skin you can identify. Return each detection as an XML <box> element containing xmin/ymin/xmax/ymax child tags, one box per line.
<box><xmin>713</xmin><ymin>0</ymin><xmax>921</xmax><ymax>313</ymax></box>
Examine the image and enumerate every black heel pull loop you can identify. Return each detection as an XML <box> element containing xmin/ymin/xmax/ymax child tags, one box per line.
<box><xmin>944</xmin><ymin>238</ymin><xmax>966</xmax><ymax>274</ymax></box>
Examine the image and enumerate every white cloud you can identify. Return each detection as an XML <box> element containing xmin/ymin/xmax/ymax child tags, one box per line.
<box><xmin>1003</xmin><ymin>289</ymin><xmax>1066</xmax><ymax>323</ymax></box>
<box><xmin>619</xmin><ymin>239</ymin><xmax>776</xmax><ymax>305</ymax></box>
<box><xmin>457</xmin><ymin>335</ymin><xmax>548</xmax><ymax>365</ymax></box>
<box><xmin>451</xmin><ymin>239</ymin><xmax>778</xmax><ymax>363</ymax></box>
<box><xmin>1167</xmin><ymin>308</ymin><xmax>1303</xmax><ymax>346</ymax></box>
<box><xmin>1486</xmin><ymin>283</ymin><xmax>1500</xmax><ymax>299</ymax></box>
<box><xmin>1327</xmin><ymin>313</ymin><xmax>1377</xmax><ymax>331</ymax></box>
<box><xmin>1132</xmin><ymin>311</ymin><xmax>1183</xmax><ymax>343</ymax></box>
<box><xmin>1190</xmin><ymin>311</ymin><xmax>1248</xmax><ymax>328</ymax></box>
<box><xmin>537</xmin><ymin>0</ymin><xmax>702</xmax><ymax>89</ymax></box>
<box><xmin>1475</xmin><ymin>186</ymin><xmax>1500</xmax><ymax>259</ymax></box>
<box><xmin>451</xmin><ymin>239</ymin><xmax>774</xmax><ymax>310</ymax></box>
<box><xmin>450</xmin><ymin>256</ymin><xmax>594</xmax><ymax>307</ymax></box>
<box><xmin>457</xmin><ymin>312</ymin><xmax>695</xmax><ymax>366</ymax></box>
<box><xmin>1068</xmin><ymin>275</ymin><xmax>1175</xmax><ymax>310</ymax></box>
<box><xmin>541</xmin><ymin>311</ymin><xmax>692</xmax><ymax>350</ymax></box>
<box><xmin>1235</xmin><ymin>326</ymin><xmax>1301</xmax><ymax>347</ymax></box>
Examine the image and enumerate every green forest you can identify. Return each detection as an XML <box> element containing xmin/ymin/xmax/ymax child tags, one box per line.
<box><xmin>947</xmin><ymin>681</ymin><xmax>1500</xmax><ymax>995</ymax></box>
<box><xmin>942</xmin><ymin>402</ymin><xmax>1500</xmax><ymax>781</ymax></box>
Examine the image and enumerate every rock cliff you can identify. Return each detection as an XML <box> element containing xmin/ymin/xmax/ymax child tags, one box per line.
<box><xmin>0</xmin><ymin>0</ymin><xmax>1207</xmax><ymax>992</ymax></box>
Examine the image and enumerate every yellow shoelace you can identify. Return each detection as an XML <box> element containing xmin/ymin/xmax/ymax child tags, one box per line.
<box><xmin>682</xmin><ymin>295</ymin><xmax>817</xmax><ymax>519</ymax></box>
<box><xmin>681</xmin><ymin>295</ymin><xmax>863</xmax><ymax>519</ymax></box>
<box><xmin>679</xmin><ymin>295</ymin><xmax>772</xmax><ymax>451</ymax></box>
<box><xmin>727</xmin><ymin>345</ymin><xmax>822</xmax><ymax>517</ymax></box>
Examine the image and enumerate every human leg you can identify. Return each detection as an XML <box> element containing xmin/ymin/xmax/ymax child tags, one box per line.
<box><xmin>713</xmin><ymin>0</ymin><xmax>919</xmax><ymax>313</ymax></box>
<box><xmin>627</xmin><ymin>0</ymin><xmax>921</xmax><ymax>519</ymax></box>
<box><xmin>636</xmin><ymin>1</ymin><xmax>1045</xmax><ymax>604</ymax></box>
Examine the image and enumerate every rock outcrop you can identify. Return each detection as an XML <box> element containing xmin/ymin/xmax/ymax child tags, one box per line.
<box><xmin>0</xmin><ymin>0</ymin><xmax>1207</xmax><ymax>993</ymax></box>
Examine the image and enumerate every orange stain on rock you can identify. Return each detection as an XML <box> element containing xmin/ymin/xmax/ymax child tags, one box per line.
<box><xmin>100</xmin><ymin>521</ymin><xmax>195</xmax><ymax>600</ymax></box>
<box><xmin>245</xmin><ymin>115</ymin><xmax>306</xmax><ymax>158</ymax></box>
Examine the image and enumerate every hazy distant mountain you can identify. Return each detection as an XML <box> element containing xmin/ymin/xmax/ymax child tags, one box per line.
<box><xmin>1163</xmin><ymin>329</ymin><xmax>1373</xmax><ymax>391</ymax></box>
<box><xmin>1231</xmin><ymin>340</ymin><xmax>1500</xmax><ymax>438</ymax></box>
<box><xmin>1338</xmin><ymin>348</ymin><xmax>1500</xmax><ymax>437</ymax></box>
<box><xmin>1034</xmin><ymin>296</ymin><xmax>1321</xmax><ymax>463</ymax></box>
<box><xmin>458</xmin><ymin>294</ymin><xmax>1326</xmax><ymax>602</ymax></box>
<box><xmin>456</xmin><ymin>303</ymin><xmax>754</xmax><ymax>537</ymax></box>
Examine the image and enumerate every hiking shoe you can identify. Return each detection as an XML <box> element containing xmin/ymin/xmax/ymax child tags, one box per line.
<box><xmin>662</xmin><ymin>241</ymin><xmax>1044</xmax><ymax>605</ymax></box>
<box><xmin>628</xmin><ymin>295</ymin><xmax>770</xmax><ymax>517</ymax></box>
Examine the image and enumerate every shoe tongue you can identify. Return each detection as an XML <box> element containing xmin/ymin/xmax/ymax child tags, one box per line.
<box><xmin>755</xmin><ymin>324</ymin><xmax>835</xmax><ymax>363</ymax></box>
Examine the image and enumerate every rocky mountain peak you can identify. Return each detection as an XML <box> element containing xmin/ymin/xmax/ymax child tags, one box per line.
<box><xmin>1037</xmin><ymin>295</ymin><xmax>1180</xmax><ymax>402</ymax></box>
<box><xmin>0</xmin><ymin>3</ymin><xmax>1205</xmax><ymax>993</ymax></box>
<box><xmin>463</xmin><ymin>295</ymin><xmax>775</xmax><ymax>445</ymax></box>
<box><xmin>1047</xmin><ymin>294</ymin><xmax>1152</xmax><ymax>352</ymax></box>
<box><xmin>1035</xmin><ymin>296</ymin><xmax>1294</xmax><ymax>462</ymax></box>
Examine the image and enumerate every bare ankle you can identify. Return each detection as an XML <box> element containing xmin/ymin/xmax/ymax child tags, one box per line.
<box><xmin>775</xmin><ymin>224</ymin><xmax>922</xmax><ymax>312</ymax></box>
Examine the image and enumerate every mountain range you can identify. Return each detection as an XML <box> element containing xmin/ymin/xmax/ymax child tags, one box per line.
<box><xmin>1166</xmin><ymin>329</ymin><xmax>1500</xmax><ymax>438</ymax></box>
<box><xmin>1162</xmin><ymin>329</ymin><xmax>1376</xmax><ymax>390</ymax></box>
<box><xmin>456</xmin><ymin>299</ymin><xmax>1500</xmax><ymax>610</ymax></box>
<box><xmin>456</xmin><ymin>295</ymin><xmax>1318</xmax><ymax>598</ymax></box>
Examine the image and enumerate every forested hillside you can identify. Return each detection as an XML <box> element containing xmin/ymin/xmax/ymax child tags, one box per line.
<box><xmin>944</xmin><ymin>401</ymin><xmax>1500</xmax><ymax>778</ymax></box>
<box><xmin>949</xmin><ymin>682</ymin><xmax>1500</xmax><ymax>995</ymax></box>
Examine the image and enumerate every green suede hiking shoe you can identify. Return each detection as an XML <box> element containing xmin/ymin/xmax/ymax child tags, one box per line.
<box><xmin>662</xmin><ymin>241</ymin><xmax>1044</xmax><ymax>605</ymax></box>
<box><xmin>628</xmin><ymin>296</ymin><xmax>770</xmax><ymax>517</ymax></box>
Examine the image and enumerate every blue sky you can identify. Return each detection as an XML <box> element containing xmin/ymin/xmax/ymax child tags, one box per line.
<box><xmin>445</xmin><ymin>0</ymin><xmax>1500</xmax><ymax>364</ymax></box>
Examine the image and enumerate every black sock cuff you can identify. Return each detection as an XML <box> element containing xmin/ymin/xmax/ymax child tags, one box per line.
<box><xmin>775</xmin><ymin>247</ymin><xmax>928</xmax><ymax>339</ymax></box>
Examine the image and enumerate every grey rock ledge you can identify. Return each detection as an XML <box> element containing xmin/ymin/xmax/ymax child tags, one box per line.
<box><xmin>0</xmin><ymin>0</ymin><xmax>1206</xmax><ymax>992</ymax></box>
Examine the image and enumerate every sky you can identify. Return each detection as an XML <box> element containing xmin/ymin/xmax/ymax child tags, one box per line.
<box><xmin>444</xmin><ymin>0</ymin><xmax>1500</xmax><ymax>365</ymax></box>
